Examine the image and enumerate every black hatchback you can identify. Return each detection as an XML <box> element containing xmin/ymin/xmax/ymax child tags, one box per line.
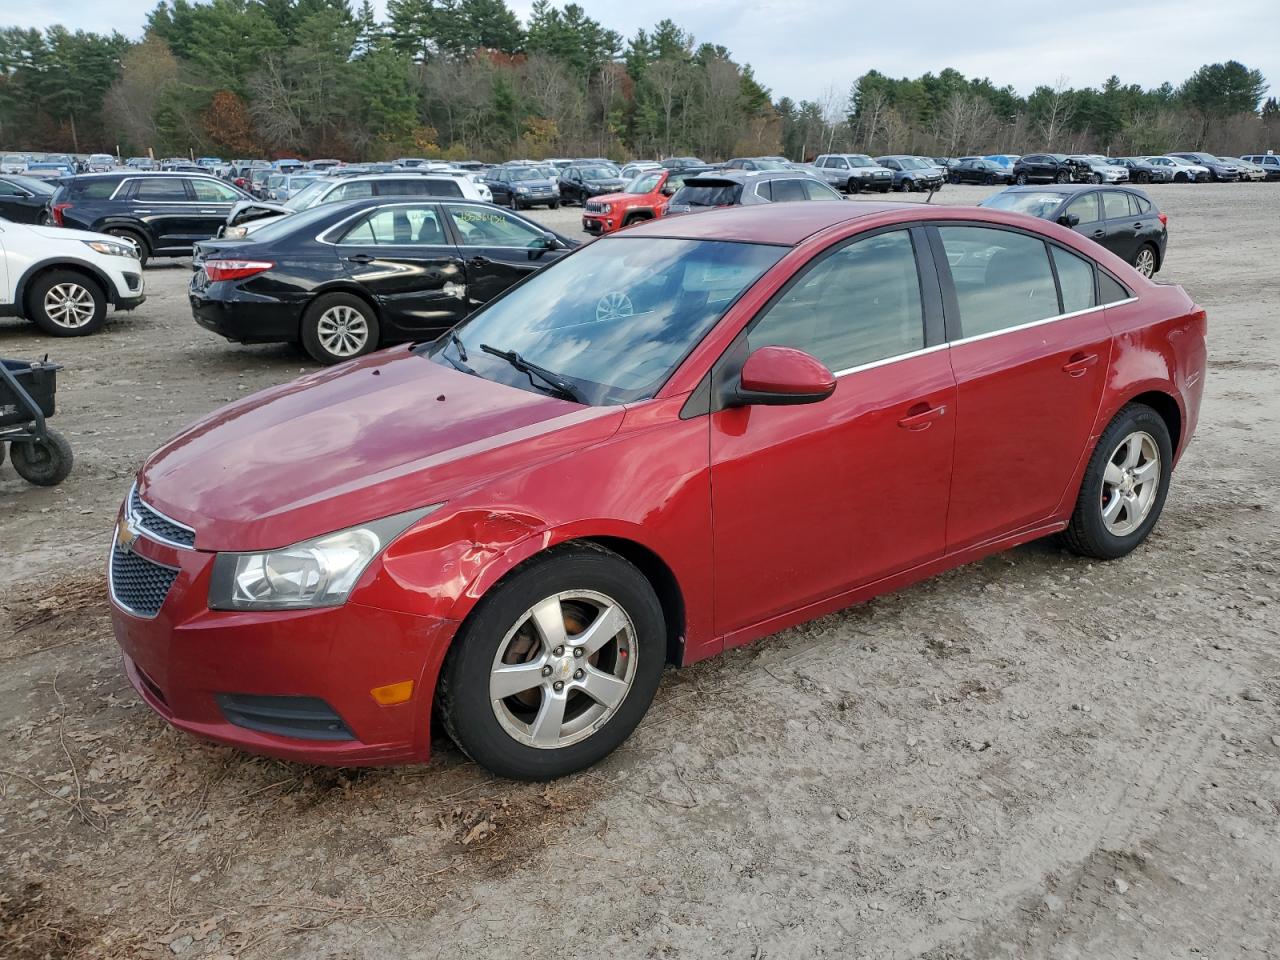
<box><xmin>979</xmin><ymin>184</ymin><xmax>1167</xmax><ymax>277</ymax></box>
<box><xmin>189</xmin><ymin>198</ymin><xmax>578</xmax><ymax>364</ymax></box>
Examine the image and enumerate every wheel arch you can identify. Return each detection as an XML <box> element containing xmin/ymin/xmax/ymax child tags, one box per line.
<box><xmin>16</xmin><ymin>258</ymin><xmax>115</xmax><ymax>313</ymax></box>
<box><xmin>1126</xmin><ymin>389</ymin><xmax>1182</xmax><ymax>456</ymax></box>
<box><xmin>306</xmin><ymin>281</ymin><xmax>384</xmax><ymax>324</ymax></box>
<box><xmin>446</xmin><ymin>527</ymin><xmax>688</xmax><ymax>668</ymax></box>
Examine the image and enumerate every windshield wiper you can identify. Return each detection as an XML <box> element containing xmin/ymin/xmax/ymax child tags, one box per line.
<box><xmin>438</xmin><ymin>330</ymin><xmax>475</xmax><ymax>374</ymax></box>
<box><xmin>479</xmin><ymin>344</ymin><xmax>587</xmax><ymax>404</ymax></box>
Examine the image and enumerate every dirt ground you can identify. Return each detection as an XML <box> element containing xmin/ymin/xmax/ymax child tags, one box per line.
<box><xmin>1</xmin><ymin>183</ymin><xmax>1278</xmax><ymax>960</ymax></box>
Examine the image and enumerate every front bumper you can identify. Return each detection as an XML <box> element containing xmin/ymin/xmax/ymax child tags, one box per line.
<box><xmin>110</xmin><ymin>531</ymin><xmax>458</xmax><ymax>766</ymax></box>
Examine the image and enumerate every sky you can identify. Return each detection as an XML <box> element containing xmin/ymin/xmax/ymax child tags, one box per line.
<box><xmin>11</xmin><ymin>0</ymin><xmax>1280</xmax><ymax>105</ymax></box>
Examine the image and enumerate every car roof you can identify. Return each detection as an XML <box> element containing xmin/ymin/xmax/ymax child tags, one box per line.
<box><xmin>998</xmin><ymin>183</ymin><xmax>1153</xmax><ymax>198</ymax></box>
<box><xmin>619</xmin><ymin>201</ymin><xmax>915</xmax><ymax>244</ymax></box>
<box><xmin>684</xmin><ymin>169</ymin><xmax>820</xmax><ymax>184</ymax></box>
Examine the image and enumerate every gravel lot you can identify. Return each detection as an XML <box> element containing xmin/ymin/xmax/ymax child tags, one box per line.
<box><xmin>2</xmin><ymin>183</ymin><xmax>1278</xmax><ymax>959</ymax></box>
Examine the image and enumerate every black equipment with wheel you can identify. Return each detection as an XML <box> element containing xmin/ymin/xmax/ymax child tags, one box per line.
<box><xmin>0</xmin><ymin>357</ymin><xmax>74</xmax><ymax>486</ymax></box>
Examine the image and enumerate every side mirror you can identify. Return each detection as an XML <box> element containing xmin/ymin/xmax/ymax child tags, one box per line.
<box><xmin>733</xmin><ymin>345</ymin><xmax>836</xmax><ymax>407</ymax></box>
<box><xmin>1057</xmin><ymin>213</ymin><xmax>1080</xmax><ymax>227</ymax></box>
<box><xmin>532</xmin><ymin>233</ymin><xmax>562</xmax><ymax>250</ymax></box>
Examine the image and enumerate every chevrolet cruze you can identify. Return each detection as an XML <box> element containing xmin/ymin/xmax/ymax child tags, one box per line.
<box><xmin>110</xmin><ymin>202</ymin><xmax>1207</xmax><ymax>780</ymax></box>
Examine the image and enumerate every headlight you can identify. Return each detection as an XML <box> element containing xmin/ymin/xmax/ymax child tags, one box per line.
<box><xmin>208</xmin><ymin>504</ymin><xmax>441</xmax><ymax>611</ymax></box>
<box><xmin>84</xmin><ymin>239</ymin><xmax>137</xmax><ymax>258</ymax></box>
<box><xmin>599</xmin><ymin>203</ymin><xmax>612</xmax><ymax>213</ymax></box>
<box><xmin>516</xmin><ymin>186</ymin><xmax>529</xmax><ymax>193</ymax></box>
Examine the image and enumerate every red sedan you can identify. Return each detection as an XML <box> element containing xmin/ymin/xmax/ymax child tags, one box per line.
<box><xmin>109</xmin><ymin>202</ymin><xmax>1206</xmax><ymax>779</ymax></box>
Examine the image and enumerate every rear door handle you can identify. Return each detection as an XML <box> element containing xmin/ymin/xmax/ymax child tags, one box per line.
<box><xmin>344</xmin><ymin>254</ymin><xmax>375</xmax><ymax>264</ymax></box>
<box><xmin>1091</xmin><ymin>228</ymin><xmax>1105</xmax><ymax>238</ymax></box>
<box><xmin>1062</xmin><ymin>353</ymin><xmax>1099</xmax><ymax>377</ymax></box>
<box><xmin>1133</xmin><ymin>222</ymin><xmax>1144</xmax><ymax>230</ymax></box>
<box><xmin>199</xmin><ymin>209</ymin><xmax>219</xmax><ymax>214</ymax></box>
<box><xmin>467</xmin><ymin>256</ymin><xmax>490</xmax><ymax>267</ymax></box>
<box><xmin>897</xmin><ymin>404</ymin><xmax>947</xmax><ymax>431</ymax></box>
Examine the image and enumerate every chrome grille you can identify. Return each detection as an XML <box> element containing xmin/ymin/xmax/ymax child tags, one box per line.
<box><xmin>584</xmin><ymin>201</ymin><xmax>607</xmax><ymax>214</ymax></box>
<box><xmin>129</xmin><ymin>485</ymin><xmax>195</xmax><ymax>548</ymax></box>
<box><xmin>109</xmin><ymin>540</ymin><xmax>179</xmax><ymax>618</ymax></box>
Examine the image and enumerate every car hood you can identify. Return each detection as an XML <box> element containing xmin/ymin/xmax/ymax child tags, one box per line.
<box><xmin>138</xmin><ymin>349</ymin><xmax>623</xmax><ymax>551</ymax></box>
<box><xmin>23</xmin><ymin>223</ymin><xmax>122</xmax><ymax>245</ymax></box>
<box><xmin>588</xmin><ymin>189</ymin><xmax>655</xmax><ymax>204</ymax></box>
<box><xmin>582</xmin><ymin>179</ymin><xmax>627</xmax><ymax>190</ymax></box>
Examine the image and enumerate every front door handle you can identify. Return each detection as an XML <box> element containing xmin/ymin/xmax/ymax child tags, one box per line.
<box><xmin>199</xmin><ymin>209</ymin><xmax>219</xmax><ymax>214</ymax></box>
<box><xmin>1133</xmin><ymin>222</ymin><xmax>1144</xmax><ymax>230</ymax></box>
<box><xmin>467</xmin><ymin>256</ymin><xmax>490</xmax><ymax>267</ymax></box>
<box><xmin>898</xmin><ymin>403</ymin><xmax>947</xmax><ymax>431</ymax></box>
<box><xmin>344</xmin><ymin>253</ymin><xmax>375</xmax><ymax>264</ymax></box>
<box><xmin>1062</xmin><ymin>352</ymin><xmax>1099</xmax><ymax>377</ymax></box>
<box><xmin>1091</xmin><ymin>228</ymin><xmax>1105</xmax><ymax>238</ymax></box>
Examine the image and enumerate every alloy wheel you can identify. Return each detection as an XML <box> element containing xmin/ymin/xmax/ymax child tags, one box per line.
<box><xmin>1133</xmin><ymin>247</ymin><xmax>1156</xmax><ymax>278</ymax></box>
<box><xmin>1100</xmin><ymin>431</ymin><xmax>1161</xmax><ymax>537</ymax></box>
<box><xmin>43</xmin><ymin>282</ymin><xmax>95</xmax><ymax>329</ymax></box>
<box><xmin>488</xmin><ymin>590</ymin><xmax>638</xmax><ymax>749</ymax></box>
<box><xmin>315</xmin><ymin>304</ymin><xmax>369</xmax><ymax>357</ymax></box>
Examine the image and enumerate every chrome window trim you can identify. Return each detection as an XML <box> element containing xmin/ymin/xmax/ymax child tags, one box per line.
<box><xmin>828</xmin><ymin>296</ymin><xmax>1137</xmax><ymax>378</ymax></box>
<box><xmin>109</xmin><ymin>175</ymin><xmax>246</xmax><ymax>204</ymax></box>
<box><xmin>127</xmin><ymin>481</ymin><xmax>197</xmax><ymax>551</ymax></box>
<box><xmin>948</xmin><ymin>297</ymin><xmax>1137</xmax><ymax>348</ymax></box>
<box><xmin>832</xmin><ymin>342</ymin><xmax>949</xmax><ymax>379</ymax></box>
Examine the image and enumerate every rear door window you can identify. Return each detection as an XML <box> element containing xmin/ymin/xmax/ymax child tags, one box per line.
<box><xmin>191</xmin><ymin>179</ymin><xmax>241</xmax><ymax>202</ymax></box>
<box><xmin>1102</xmin><ymin>191</ymin><xmax>1132</xmax><ymax>220</ymax></box>
<box><xmin>937</xmin><ymin>226</ymin><xmax>1059</xmax><ymax>337</ymax></box>
<box><xmin>769</xmin><ymin>178</ymin><xmax>808</xmax><ymax>203</ymax></box>
<box><xmin>673</xmin><ymin>182</ymin><xmax>742</xmax><ymax>207</ymax></box>
<box><xmin>341</xmin><ymin>205</ymin><xmax>446</xmax><ymax>245</ymax></box>
<box><xmin>135</xmin><ymin>178</ymin><xmax>190</xmax><ymax>201</ymax></box>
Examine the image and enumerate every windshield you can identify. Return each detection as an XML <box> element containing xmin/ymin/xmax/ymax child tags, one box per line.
<box><xmin>897</xmin><ymin>157</ymin><xmax>930</xmax><ymax>170</ymax></box>
<box><xmin>424</xmin><ymin>237</ymin><xmax>785</xmax><ymax>405</ymax></box>
<box><xmin>267</xmin><ymin>175</ymin><xmax>285</xmax><ymax>187</ymax></box>
<box><xmin>580</xmin><ymin>167</ymin><xmax>617</xmax><ymax>180</ymax></box>
<box><xmin>284</xmin><ymin>179</ymin><xmax>330</xmax><ymax>210</ymax></box>
<box><xmin>848</xmin><ymin>155</ymin><xmax>876</xmax><ymax>167</ymax></box>
<box><xmin>627</xmin><ymin>172</ymin><xmax>663</xmax><ymax>193</ymax></box>
<box><xmin>508</xmin><ymin>168</ymin><xmax>544</xmax><ymax>182</ymax></box>
<box><xmin>980</xmin><ymin>191</ymin><xmax>1066</xmax><ymax>217</ymax></box>
<box><xmin>749</xmin><ymin>159</ymin><xmax>789</xmax><ymax>170</ymax></box>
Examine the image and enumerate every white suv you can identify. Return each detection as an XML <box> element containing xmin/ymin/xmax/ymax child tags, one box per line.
<box><xmin>0</xmin><ymin>219</ymin><xmax>145</xmax><ymax>336</ymax></box>
<box><xmin>223</xmin><ymin>172</ymin><xmax>492</xmax><ymax>238</ymax></box>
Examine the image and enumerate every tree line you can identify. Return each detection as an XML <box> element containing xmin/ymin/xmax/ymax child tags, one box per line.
<box><xmin>0</xmin><ymin>0</ymin><xmax>1273</xmax><ymax>161</ymax></box>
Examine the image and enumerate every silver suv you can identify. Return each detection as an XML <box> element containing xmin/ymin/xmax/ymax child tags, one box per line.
<box><xmin>813</xmin><ymin>154</ymin><xmax>895</xmax><ymax>193</ymax></box>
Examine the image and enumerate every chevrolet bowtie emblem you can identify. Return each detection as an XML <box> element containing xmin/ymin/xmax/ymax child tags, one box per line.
<box><xmin>117</xmin><ymin>514</ymin><xmax>140</xmax><ymax>552</ymax></box>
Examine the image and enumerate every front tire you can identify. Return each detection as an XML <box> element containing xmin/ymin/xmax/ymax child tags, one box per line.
<box><xmin>1061</xmin><ymin>404</ymin><xmax>1173</xmax><ymax>560</ymax></box>
<box><xmin>1015</xmin><ymin>172</ymin><xmax>1028</xmax><ymax>185</ymax></box>
<box><xmin>1056</xmin><ymin>171</ymin><xmax>1070</xmax><ymax>183</ymax></box>
<box><xmin>438</xmin><ymin>544</ymin><xmax>666</xmax><ymax>780</ymax></box>
<box><xmin>301</xmin><ymin>293</ymin><xmax>380</xmax><ymax>365</ymax></box>
<box><xmin>27</xmin><ymin>270</ymin><xmax>107</xmax><ymax>336</ymax></box>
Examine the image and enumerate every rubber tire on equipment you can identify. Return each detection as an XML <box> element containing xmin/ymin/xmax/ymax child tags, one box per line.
<box><xmin>301</xmin><ymin>292</ymin><xmax>380</xmax><ymax>366</ymax></box>
<box><xmin>1061</xmin><ymin>404</ymin><xmax>1172</xmax><ymax>560</ymax></box>
<box><xmin>10</xmin><ymin>429</ymin><xmax>73</xmax><ymax>486</ymax></box>
<box><xmin>438</xmin><ymin>543</ymin><xmax>666</xmax><ymax>780</ymax></box>
<box><xmin>26</xmin><ymin>270</ymin><xmax>108</xmax><ymax>337</ymax></box>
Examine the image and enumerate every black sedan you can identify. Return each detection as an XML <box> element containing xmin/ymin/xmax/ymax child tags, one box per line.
<box><xmin>0</xmin><ymin>174</ymin><xmax>57</xmax><ymax>223</ymax></box>
<box><xmin>947</xmin><ymin>158</ymin><xmax>1015</xmax><ymax>185</ymax></box>
<box><xmin>978</xmin><ymin>184</ymin><xmax>1167</xmax><ymax>278</ymax></box>
<box><xmin>189</xmin><ymin>198</ymin><xmax>578</xmax><ymax>365</ymax></box>
<box><xmin>1107</xmin><ymin>157</ymin><xmax>1173</xmax><ymax>184</ymax></box>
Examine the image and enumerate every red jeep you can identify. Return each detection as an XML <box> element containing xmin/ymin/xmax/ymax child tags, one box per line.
<box><xmin>581</xmin><ymin>168</ymin><xmax>701</xmax><ymax>235</ymax></box>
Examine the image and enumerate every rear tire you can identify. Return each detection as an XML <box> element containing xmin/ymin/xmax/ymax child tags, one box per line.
<box><xmin>301</xmin><ymin>293</ymin><xmax>380</xmax><ymax>365</ymax></box>
<box><xmin>438</xmin><ymin>543</ymin><xmax>666</xmax><ymax>780</ymax></box>
<box><xmin>1061</xmin><ymin>404</ymin><xmax>1172</xmax><ymax>560</ymax></box>
<box><xmin>26</xmin><ymin>270</ymin><xmax>107</xmax><ymax>337</ymax></box>
<box><xmin>1056</xmin><ymin>171</ymin><xmax>1070</xmax><ymax>183</ymax></box>
<box><xmin>10</xmin><ymin>429</ymin><xmax>73</xmax><ymax>486</ymax></box>
<box><xmin>549</xmin><ymin>200</ymin><xmax>560</xmax><ymax>210</ymax></box>
<box><xmin>1131</xmin><ymin>243</ymin><xmax>1158</xmax><ymax>278</ymax></box>
<box><xmin>1015</xmin><ymin>172</ymin><xmax>1028</xmax><ymax>185</ymax></box>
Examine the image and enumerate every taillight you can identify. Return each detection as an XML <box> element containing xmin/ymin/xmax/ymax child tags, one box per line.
<box><xmin>1158</xmin><ymin>212</ymin><xmax>1168</xmax><ymax>227</ymax></box>
<box><xmin>204</xmin><ymin>259</ymin><xmax>274</xmax><ymax>282</ymax></box>
<box><xmin>52</xmin><ymin>202</ymin><xmax>71</xmax><ymax>226</ymax></box>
